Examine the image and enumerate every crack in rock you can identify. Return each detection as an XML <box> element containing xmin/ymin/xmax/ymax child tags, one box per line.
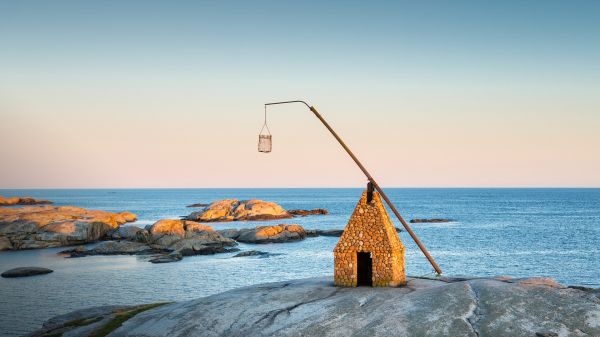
<box><xmin>255</xmin><ymin>288</ymin><xmax>341</xmax><ymax>328</ymax></box>
<box><xmin>465</xmin><ymin>282</ymin><xmax>482</xmax><ymax>337</ymax></box>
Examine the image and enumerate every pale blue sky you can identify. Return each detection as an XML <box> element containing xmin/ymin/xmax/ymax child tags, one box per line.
<box><xmin>1</xmin><ymin>1</ymin><xmax>599</xmax><ymax>188</ymax></box>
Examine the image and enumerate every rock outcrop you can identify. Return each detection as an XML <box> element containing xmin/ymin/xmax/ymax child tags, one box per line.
<box><xmin>232</xmin><ymin>250</ymin><xmax>282</xmax><ymax>258</ymax></box>
<box><xmin>107</xmin><ymin>226</ymin><xmax>147</xmax><ymax>241</ymax></box>
<box><xmin>65</xmin><ymin>241</ymin><xmax>157</xmax><ymax>256</ymax></box>
<box><xmin>287</xmin><ymin>208</ymin><xmax>328</xmax><ymax>216</ymax></box>
<box><xmin>0</xmin><ymin>196</ymin><xmax>52</xmax><ymax>206</ymax></box>
<box><xmin>148</xmin><ymin>220</ymin><xmax>235</xmax><ymax>255</ymax></box>
<box><xmin>186</xmin><ymin>203</ymin><xmax>209</xmax><ymax>208</ymax></box>
<box><xmin>31</xmin><ymin>276</ymin><xmax>600</xmax><ymax>337</ymax></box>
<box><xmin>0</xmin><ymin>206</ymin><xmax>137</xmax><ymax>250</ymax></box>
<box><xmin>61</xmin><ymin>220</ymin><xmax>236</xmax><ymax>260</ymax></box>
<box><xmin>305</xmin><ymin>229</ymin><xmax>345</xmax><ymax>237</ymax></box>
<box><xmin>145</xmin><ymin>219</ymin><xmax>234</xmax><ymax>256</ymax></box>
<box><xmin>1</xmin><ymin>267</ymin><xmax>53</xmax><ymax>278</ymax></box>
<box><xmin>218</xmin><ymin>224</ymin><xmax>306</xmax><ymax>243</ymax></box>
<box><xmin>0</xmin><ymin>236</ymin><xmax>12</xmax><ymax>250</ymax></box>
<box><xmin>149</xmin><ymin>253</ymin><xmax>183</xmax><ymax>264</ymax></box>
<box><xmin>185</xmin><ymin>199</ymin><xmax>292</xmax><ymax>222</ymax></box>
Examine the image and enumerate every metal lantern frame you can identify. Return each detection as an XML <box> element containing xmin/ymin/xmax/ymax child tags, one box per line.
<box><xmin>258</xmin><ymin>100</ymin><xmax>443</xmax><ymax>275</ymax></box>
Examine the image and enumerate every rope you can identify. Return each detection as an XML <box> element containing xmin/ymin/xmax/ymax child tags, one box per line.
<box><xmin>260</xmin><ymin>105</ymin><xmax>271</xmax><ymax>135</ymax></box>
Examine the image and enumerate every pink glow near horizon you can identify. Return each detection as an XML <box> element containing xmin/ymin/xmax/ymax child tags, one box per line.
<box><xmin>1</xmin><ymin>89</ymin><xmax>598</xmax><ymax>188</ymax></box>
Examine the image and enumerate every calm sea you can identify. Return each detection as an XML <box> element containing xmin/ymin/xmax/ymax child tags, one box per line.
<box><xmin>0</xmin><ymin>188</ymin><xmax>599</xmax><ymax>336</ymax></box>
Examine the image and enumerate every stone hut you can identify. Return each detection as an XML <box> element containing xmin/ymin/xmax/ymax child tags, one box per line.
<box><xmin>334</xmin><ymin>186</ymin><xmax>406</xmax><ymax>287</ymax></box>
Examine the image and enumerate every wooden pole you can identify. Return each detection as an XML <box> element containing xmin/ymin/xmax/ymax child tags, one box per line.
<box><xmin>264</xmin><ymin>100</ymin><xmax>443</xmax><ymax>274</ymax></box>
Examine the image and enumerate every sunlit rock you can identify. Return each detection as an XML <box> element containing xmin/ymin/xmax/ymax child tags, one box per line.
<box><xmin>0</xmin><ymin>196</ymin><xmax>52</xmax><ymax>206</ymax></box>
<box><xmin>220</xmin><ymin>224</ymin><xmax>307</xmax><ymax>244</ymax></box>
<box><xmin>185</xmin><ymin>199</ymin><xmax>292</xmax><ymax>222</ymax></box>
<box><xmin>0</xmin><ymin>206</ymin><xmax>137</xmax><ymax>250</ymax></box>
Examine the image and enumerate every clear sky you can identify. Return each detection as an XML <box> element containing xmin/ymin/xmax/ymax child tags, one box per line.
<box><xmin>1</xmin><ymin>1</ymin><xmax>599</xmax><ymax>188</ymax></box>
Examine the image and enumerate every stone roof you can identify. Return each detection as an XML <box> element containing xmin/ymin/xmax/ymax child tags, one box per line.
<box><xmin>334</xmin><ymin>190</ymin><xmax>404</xmax><ymax>253</ymax></box>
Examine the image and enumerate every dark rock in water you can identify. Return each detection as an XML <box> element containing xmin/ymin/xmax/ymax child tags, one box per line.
<box><xmin>288</xmin><ymin>209</ymin><xmax>329</xmax><ymax>216</ymax></box>
<box><xmin>186</xmin><ymin>203</ymin><xmax>209</xmax><ymax>208</ymax></box>
<box><xmin>178</xmin><ymin>246</ymin><xmax>239</xmax><ymax>256</ymax></box>
<box><xmin>232</xmin><ymin>250</ymin><xmax>281</xmax><ymax>258</ymax></box>
<box><xmin>410</xmin><ymin>218</ymin><xmax>452</xmax><ymax>223</ymax></box>
<box><xmin>233</xmin><ymin>250</ymin><xmax>268</xmax><ymax>257</ymax></box>
<box><xmin>58</xmin><ymin>245</ymin><xmax>88</xmax><ymax>257</ymax></box>
<box><xmin>149</xmin><ymin>252</ymin><xmax>183</xmax><ymax>264</ymax></box>
<box><xmin>305</xmin><ymin>229</ymin><xmax>344</xmax><ymax>237</ymax></box>
<box><xmin>77</xmin><ymin>241</ymin><xmax>156</xmax><ymax>256</ymax></box>
<box><xmin>1</xmin><ymin>267</ymin><xmax>53</xmax><ymax>278</ymax></box>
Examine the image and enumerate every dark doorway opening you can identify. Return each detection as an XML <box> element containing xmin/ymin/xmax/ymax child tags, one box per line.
<box><xmin>357</xmin><ymin>252</ymin><xmax>373</xmax><ymax>286</ymax></box>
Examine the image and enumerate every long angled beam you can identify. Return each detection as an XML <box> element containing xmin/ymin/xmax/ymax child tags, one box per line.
<box><xmin>265</xmin><ymin>100</ymin><xmax>443</xmax><ymax>275</ymax></box>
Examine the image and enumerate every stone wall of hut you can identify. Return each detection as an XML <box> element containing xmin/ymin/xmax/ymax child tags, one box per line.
<box><xmin>334</xmin><ymin>190</ymin><xmax>406</xmax><ymax>287</ymax></box>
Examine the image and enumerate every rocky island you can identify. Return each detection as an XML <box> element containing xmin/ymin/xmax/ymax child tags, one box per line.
<box><xmin>59</xmin><ymin>219</ymin><xmax>238</xmax><ymax>263</ymax></box>
<box><xmin>29</xmin><ymin>276</ymin><xmax>600</xmax><ymax>337</ymax></box>
<box><xmin>185</xmin><ymin>199</ymin><xmax>293</xmax><ymax>222</ymax></box>
<box><xmin>60</xmin><ymin>222</ymin><xmax>341</xmax><ymax>262</ymax></box>
<box><xmin>0</xmin><ymin>198</ymin><xmax>338</xmax><ymax>265</ymax></box>
<box><xmin>0</xmin><ymin>196</ymin><xmax>53</xmax><ymax>206</ymax></box>
<box><xmin>0</xmin><ymin>205</ymin><xmax>137</xmax><ymax>250</ymax></box>
<box><xmin>184</xmin><ymin>199</ymin><xmax>328</xmax><ymax>222</ymax></box>
<box><xmin>0</xmin><ymin>198</ymin><xmax>331</xmax><ymax>253</ymax></box>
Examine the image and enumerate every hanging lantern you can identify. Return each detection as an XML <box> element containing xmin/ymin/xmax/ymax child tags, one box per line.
<box><xmin>258</xmin><ymin>134</ymin><xmax>272</xmax><ymax>153</ymax></box>
<box><xmin>258</xmin><ymin>105</ymin><xmax>272</xmax><ymax>153</ymax></box>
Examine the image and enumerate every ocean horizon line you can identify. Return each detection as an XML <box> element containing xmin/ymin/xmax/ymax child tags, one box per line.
<box><xmin>1</xmin><ymin>186</ymin><xmax>599</xmax><ymax>190</ymax></box>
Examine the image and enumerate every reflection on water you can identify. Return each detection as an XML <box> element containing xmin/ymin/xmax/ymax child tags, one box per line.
<box><xmin>0</xmin><ymin>188</ymin><xmax>599</xmax><ymax>336</ymax></box>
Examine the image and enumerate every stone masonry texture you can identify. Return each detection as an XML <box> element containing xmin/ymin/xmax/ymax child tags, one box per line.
<box><xmin>334</xmin><ymin>190</ymin><xmax>406</xmax><ymax>287</ymax></box>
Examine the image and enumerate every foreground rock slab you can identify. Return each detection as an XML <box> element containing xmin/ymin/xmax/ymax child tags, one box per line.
<box><xmin>29</xmin><ymin>303</ymin><xmax>168</xmax><ymax>337</ymax></box>
<box><xmin>0</xmin><ymin>206</ymin><xmax>137</xmax><ymax>250</ymax></box>
<box><xmin>34</xmin><ymin>276</ymin><xmax>600</xmax><ymax>337</ymax></box>
<box><xmin>1</xmin><ymin>267</ymin><xmax>53</xmax><ymax>278</ymax></box>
